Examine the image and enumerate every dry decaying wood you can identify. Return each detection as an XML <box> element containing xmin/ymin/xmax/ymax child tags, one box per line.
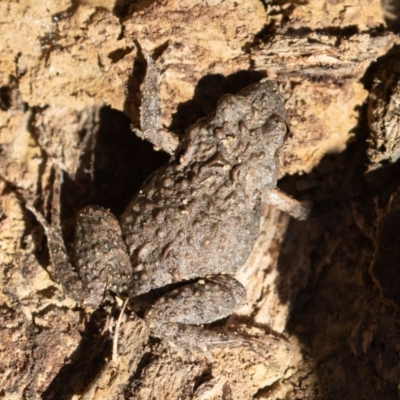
<box><xmin>1</xmin><ymin>0</ymin><xmax>400</xmax><ymax>399</ymax></box>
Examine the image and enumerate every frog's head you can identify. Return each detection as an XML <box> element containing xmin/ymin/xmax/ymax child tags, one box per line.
<box><xmin>179</xmin><ymin>80</ymin><xmax>288</xmax><ymax>185</ymax></box>
<box><xmin>211</xmin><ymin>80</ymin><xmax>289</xmax><ymax>191</ymax></box>
<box><xmin>213</xmin><ymin>80</ymin><xmax>287</xmax><ymax>157</ymax></box>
<box><xmin>260</xmin><ymin>112</ymin><xmax>289</xmax><ymax>157</ymax></box>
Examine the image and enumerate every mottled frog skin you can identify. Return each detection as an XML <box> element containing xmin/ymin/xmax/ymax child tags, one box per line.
<box><xmin>29</xmin><ymin>76</ymin><xmax>306</xmax><ymax>350</ymax></box>
<box><xmin>122</xmin><ymin>80</ymin><xmax>286</xmax><ymax>296</ymax></box>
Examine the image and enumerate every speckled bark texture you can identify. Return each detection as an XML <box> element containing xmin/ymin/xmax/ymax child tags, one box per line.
<box><xmin>1</xmin><ymin>0</ymin><xmax>400</xmax><ymax>399</ymax></box>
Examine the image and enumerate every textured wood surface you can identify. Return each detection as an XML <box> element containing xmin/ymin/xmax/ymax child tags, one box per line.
<box><xmin>1</xmin><ymin>0</ymin><xmax>400</xmax><ymax>398</ymax></box>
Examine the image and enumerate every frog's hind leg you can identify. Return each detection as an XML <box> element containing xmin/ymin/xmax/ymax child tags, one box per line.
<box><xmin>144</xmin><ymin>274</ymin><xmax>247</xmax><ymax>351</ymax></box>
<box><xmin>27</xmin><ymin>168</ymin><xmax>84</xmax><ymax>302</ymax></box>
<box><xmin>73</xmin><ymin>205</ymin><xmax>132</xmax><ymax>308</ymax></box>
<box><xmin>27</xmin><ymin>168</ymin><xmax>132</xmax><ymax>308</ymax></box>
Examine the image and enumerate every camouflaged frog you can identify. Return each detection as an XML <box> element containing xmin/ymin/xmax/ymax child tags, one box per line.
<box><xmin>28</xmin><ymin>54</ymin><xmax>309</xmax><ymax>350</ymax></box>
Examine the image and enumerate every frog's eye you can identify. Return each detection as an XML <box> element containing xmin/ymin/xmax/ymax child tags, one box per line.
<box><xmin>263</xmin><ymin>115</ymin><xmax>288</xmax><ymax>139</ymax></box>
<box><xmin>216</xmin><ymin>94</ymin><xmax>240</xmax><ymax>117</ymax></box>
<box><xmin>217</xmin><ymin>93</ymin><xmax>235</xmax><ymax>106</ymax></box>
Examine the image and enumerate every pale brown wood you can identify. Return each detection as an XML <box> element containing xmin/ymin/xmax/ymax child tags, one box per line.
<box><xmin>1</xmin><ymin>0</ymin><xmax>400</xmax><ymax>398</ymax></box>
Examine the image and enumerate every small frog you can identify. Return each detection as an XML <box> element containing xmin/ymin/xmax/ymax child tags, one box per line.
<box><xmin>28</xmin><ymin>54</ymin><xmax>309</xmax><ymax>351</ymax></box>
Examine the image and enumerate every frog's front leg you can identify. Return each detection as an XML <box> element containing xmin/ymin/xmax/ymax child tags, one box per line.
<box><xmin>144</xmin><ymin>274</ymin><xmax>247</xmax><ymax>351</ymax></box>
<box><xmin>264</xmin><ymin>188</ymin><xmax>311</xmax><ymax>220</ymax></box>
<box><xmin>133</xmin><ymin>52</ymin><xmax>179</xmax><ymax>155</ymax></box>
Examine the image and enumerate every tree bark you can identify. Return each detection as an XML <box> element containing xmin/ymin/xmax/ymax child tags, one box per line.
<box><xmin>1</xmin><ymin>0</ymin><xmax>399</xmax><ymax>398</ymax></box>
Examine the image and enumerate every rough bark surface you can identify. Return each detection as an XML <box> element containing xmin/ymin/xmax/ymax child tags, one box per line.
<box><xmin>1</xmin><ymin>0</ymin><xmax>400</xmax><ymax>399</ymax></box>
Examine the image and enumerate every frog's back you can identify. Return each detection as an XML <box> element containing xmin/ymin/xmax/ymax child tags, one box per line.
<box><xmin>120</xmin><ymin>80</ymin><xmax>287</xmax><ymax>296</ymax></box>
